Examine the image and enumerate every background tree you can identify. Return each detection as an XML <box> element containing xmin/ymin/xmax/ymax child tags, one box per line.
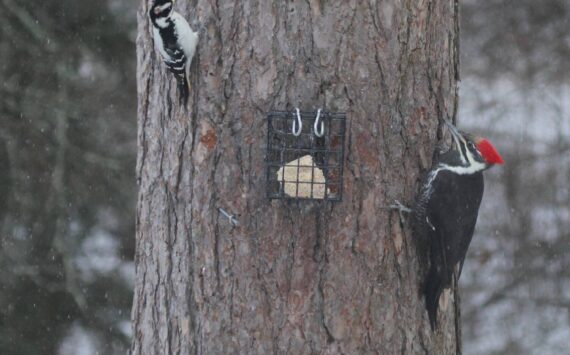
<box><xmin>460</xmin><ymin>0</ymin><xmax>570</xmax><ymax>353</ymax></box>
<box><xmin>0</xmin><ymin>0</ymin><xmax>136</xmax><ymax>353</ymax></box>
<box><xmin>133</xmin><ymin>0</ymin><xmax>461</xmax><ymax>353</ymax></box>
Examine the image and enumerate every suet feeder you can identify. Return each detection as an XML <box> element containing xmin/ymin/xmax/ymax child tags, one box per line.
<box><xmin>266</xmin><ymin>109</ymin><xmax>347</xmax><ymax>201</ymax></box>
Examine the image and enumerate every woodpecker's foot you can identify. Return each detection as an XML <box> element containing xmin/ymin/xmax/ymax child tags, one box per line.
<box><xmin>381</xmin><ymin>200</ymin><xmax>412</xmax><ymax>225</ymax></box>
<box><xmin>389</xmin><ymin>200</ymin><xmax>412</xmax><ymax>213</ymax></box>
<box><xmin>198</xmin><ymin>24</ymin><xmax>207</xmax><ymax>35</ymax></box>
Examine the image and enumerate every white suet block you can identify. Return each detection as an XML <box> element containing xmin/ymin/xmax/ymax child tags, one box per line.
<box><xmin>276</xmin><ymin>155</ymin><xmax>328</xmax><ymax>198</ymax></box>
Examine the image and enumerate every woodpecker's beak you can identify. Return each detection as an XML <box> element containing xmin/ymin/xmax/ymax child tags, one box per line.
<box><xmin>443</xmin><ymin>118</ymin><xmax>463</xmax><ymax>149</ymax></box>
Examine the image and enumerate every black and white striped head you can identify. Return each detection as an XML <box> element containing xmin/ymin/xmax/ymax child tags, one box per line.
<box><xmin>150</xmin><ymin>0</ymin><xmax>175</xmax><ymax>23</ymax></box>
<box><xmin>441</xmin><ymin>119</ymin><xmax>504</xmax><ymax>173</ymax></box>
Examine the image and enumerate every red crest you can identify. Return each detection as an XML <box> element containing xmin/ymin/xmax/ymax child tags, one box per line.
<box><xmin>477</xmin><ymin>139</ymin><xmax>504</xmax><ymax>165</ymax></box>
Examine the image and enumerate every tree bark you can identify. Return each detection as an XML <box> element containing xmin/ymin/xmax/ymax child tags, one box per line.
<box><xmin>133</xmin><ymin>0</ymin><xmax>460</xmax><ymax>354</ymax></box>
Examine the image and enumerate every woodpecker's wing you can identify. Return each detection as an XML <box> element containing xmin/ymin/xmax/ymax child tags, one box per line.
<box><xmin>426</xmin><ymin>169</ymin><xmax>484</xmax><ymax>281</ymax></box>
<box><xmin>171</xmin><ymin>12</ymin><xmax>198</xmax><ymax>95</ymax></box>
<box><xmin>151</xmin><ymin>26</ymin><xmax>186</xmax><ymax>79</ymax></box>
<box><xmin>171</xmin><ymin>12</ymin><xmax>198</xmax><ymax>66</ymax></box>
<box><xmin>163</xmin><ymin>46</ymin><xmax>187</xmax><ymax>80</ymax></box>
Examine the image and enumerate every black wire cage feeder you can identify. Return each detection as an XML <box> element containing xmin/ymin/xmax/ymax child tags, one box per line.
<box><xmin>266</xmin><ymin>109</ymin><xmax>347</xmax><ymax>201</ymax></box>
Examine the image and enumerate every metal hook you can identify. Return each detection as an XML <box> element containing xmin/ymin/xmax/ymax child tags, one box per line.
<box><xmin>314</xmin><ymin>109</ymin><xmax>324</xmax><ymax>137</ymax></box>
<box><xmin>292</xmin><ymin>108</ymin><xmax>302</xmax><ymax>136</ymax></box>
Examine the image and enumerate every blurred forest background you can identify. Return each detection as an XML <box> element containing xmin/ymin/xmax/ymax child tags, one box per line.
<box><xmin>461</xmin><ymin>0</ymin><xmax>570</xmax><ymax>353</ymax></box>
<box><xmin>0</xmin><ymin>0</ymin><xmax>136</xmax><ymax>353</ymax></box>
<box><xmin>0</xmin><ymin>0</ymin><xmax>568</xmax><ymax>354</ymax></box>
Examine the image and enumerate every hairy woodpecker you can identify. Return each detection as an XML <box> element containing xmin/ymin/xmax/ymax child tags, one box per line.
<box><xmin>414</xmin><ymin>119</ymin><xmax>504</xmax><ymax>329</ymax></box>
<box><xmin>149</xmin><ymin>0</ymin><xmax>198</xmax><ymax>106</ymax></box>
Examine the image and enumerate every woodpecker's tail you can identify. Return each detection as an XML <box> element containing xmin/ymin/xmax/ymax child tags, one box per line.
<box><xmin>424</xmin><ymin>265</ymin><xmax>444</xmax><ymax>330</ymax></box>
<box><xmin>177</xmin><ymin>75</ymin><xmax>189</xmax><ymax>106</ymax></box>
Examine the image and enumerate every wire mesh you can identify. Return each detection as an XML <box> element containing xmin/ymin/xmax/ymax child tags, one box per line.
<box><xmin>266</xmin><ymin>110</ymin><xmax>347</xmax><ymax>201</ymax></box>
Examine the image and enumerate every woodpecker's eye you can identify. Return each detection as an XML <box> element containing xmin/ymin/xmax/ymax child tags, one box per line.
<box><xmin>154</xmin><ymin>3</ymin><xmax>172</xmax><ymax>15</ymax></box>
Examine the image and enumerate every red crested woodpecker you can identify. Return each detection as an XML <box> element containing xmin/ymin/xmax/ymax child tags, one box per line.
<box><xmin>412</xmin><ymin>119</ymin><xmax>504</xmax><ymax>329</ymax></box>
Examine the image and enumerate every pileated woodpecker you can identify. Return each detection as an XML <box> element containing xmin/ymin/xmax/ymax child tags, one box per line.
<box><xmin>413</xmin><ymin>119</ymin><xmax>504</xmax><ymax>329</ymax></box>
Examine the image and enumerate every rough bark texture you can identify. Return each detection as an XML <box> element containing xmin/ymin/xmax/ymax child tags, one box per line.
<box><xmin>133</xmin><ymin>0</ymin><xmax>460</xmax><ymax>354</ymax></box>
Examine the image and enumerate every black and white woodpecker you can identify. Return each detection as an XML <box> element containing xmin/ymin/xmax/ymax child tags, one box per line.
<box><xmin>409</xmin><ymin>119</ymin><xmax>504</xmax><ymax>329</ymax></box>
<box><xmin>149</xmin><ymin>0</ymin><xmax>198</xmax><ymax>106</ymax></box>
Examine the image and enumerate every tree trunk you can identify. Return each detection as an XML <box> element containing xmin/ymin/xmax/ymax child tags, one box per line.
<box><xmin>133</xmin><ymin>0</ymin><xmax>460</xmax><ymax>354</ymax></box>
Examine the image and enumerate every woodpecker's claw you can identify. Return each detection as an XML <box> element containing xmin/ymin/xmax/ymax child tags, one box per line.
<box><xmin>389</xmin><ymin>200</ymin><xmax>412</xmax><ymax>213</ymax></box>
<box><xmin>198</xmin><ymin>24</ymin><xmax>207</xmax><ymax>35</ymax></box>
<box><xmin>380</xmin><ymin>200</ymin><xmax>412</xmax><ymax>225</ymax></box>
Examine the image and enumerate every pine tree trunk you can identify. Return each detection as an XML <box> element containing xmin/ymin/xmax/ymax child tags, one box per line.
<box><xmin>133</xmin><ymin>0</ymin><xmax>461</xmax><ymax>354</ymax></box>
